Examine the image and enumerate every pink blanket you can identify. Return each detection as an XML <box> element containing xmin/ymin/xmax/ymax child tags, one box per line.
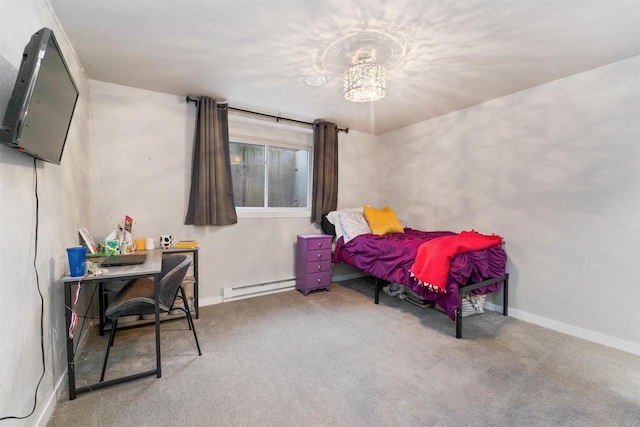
<box><xmin>410</xmin><ymin>231</ymin><xmax>503</xmax><ymax>293</ymax></box>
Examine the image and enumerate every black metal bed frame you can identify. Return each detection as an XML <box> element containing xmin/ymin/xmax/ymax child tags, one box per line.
<box><xmin>373</xmin><ymin>273</ymin><xmax>509</xmax><ymax>338</ymax></box>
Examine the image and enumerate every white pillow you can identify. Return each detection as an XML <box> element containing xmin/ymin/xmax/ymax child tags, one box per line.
<box><xmin>338</xmin><ymin>211</ymin><xmax>372</xmax><ymax>243</ymax></box>
<box><xmin>326</xmin><ymin>207</ymin><xmax>364</xmax><ymax>241</ymax></box>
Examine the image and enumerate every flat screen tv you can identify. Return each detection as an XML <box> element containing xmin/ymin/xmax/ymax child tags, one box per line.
<box><xmin>0</xmin><ymin>28</ymin><xmax>78</xmax><ymax>165</ymax></box>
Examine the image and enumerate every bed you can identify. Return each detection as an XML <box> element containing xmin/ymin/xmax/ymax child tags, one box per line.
<box><xmin>325</xmin><ymin>207</ymin><xmax>508</xmax><ymax>338</ymax></box>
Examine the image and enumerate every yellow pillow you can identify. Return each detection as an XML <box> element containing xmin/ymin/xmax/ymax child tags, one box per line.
<box><xmin>363</xmin><ymin>206</ymin><xmax>404</xmax><ymax>235</ymax></box>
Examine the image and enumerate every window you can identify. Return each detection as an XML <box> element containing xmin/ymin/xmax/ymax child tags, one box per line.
<box><xmin>230</xmin><ymin>140</ymin><xmax>311</xmax><ymax>214</ymax></box>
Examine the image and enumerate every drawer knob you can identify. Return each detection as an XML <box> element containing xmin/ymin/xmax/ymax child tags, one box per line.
<box><xmin>317</xmin><ymin>278</ymin><xmax>322</xmax><ymax>283</ymax></box>
<box><xmin>318</xmin><ymin>242</ymin><xmax>323</xmax><ymax>248</ymax></box>
<box><xmin>317</xmin><ymin>253</ymin><xmax>323</xmax><ymax>260</ymax></box>
<box><xmin>317</xmin><ymin>265</ymin><xmax>322</xmax><ymax>271</ymax></box>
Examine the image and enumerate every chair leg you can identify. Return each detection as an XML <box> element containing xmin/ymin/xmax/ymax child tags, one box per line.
<box><xmin>186</xmin><ymin>309</ymin><xmax>202</xmax><ymax>356</ymax></box>
<box><xmin>180</xmin><ymin>287</ymin><xmax>202</xmax><ymax>356</ymax></box>
<box><xmin>108</xmin><ymin>319</ymin><xmax>119</xmax><ymax>347</ymax></box>
<box><xmin>179</xmin><ymin>287</ymin><xmax>192</xmax><ymax>331</ymax></box>
<box><xmin>100</xmin><ymin>317</ymin><xmax>119</xmax><ymax>382</ymax></box>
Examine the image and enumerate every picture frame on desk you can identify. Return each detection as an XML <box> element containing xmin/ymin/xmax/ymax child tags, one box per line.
<box><xmin>78</xmin><ymin>227</ymin><xmax>97</xmax><ymax>254</ymax></box>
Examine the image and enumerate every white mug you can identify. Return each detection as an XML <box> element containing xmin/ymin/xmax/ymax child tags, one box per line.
<box><xmin>146</xmin><ymin>237</ymin><xmax>155</xmax><ymax>250</ymax></box>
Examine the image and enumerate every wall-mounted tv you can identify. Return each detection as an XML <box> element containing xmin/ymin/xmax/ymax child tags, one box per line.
<box><xmin>0</xmin><ymin>28</ymin><xmax>78</xmax><ymax>165</ymax></box>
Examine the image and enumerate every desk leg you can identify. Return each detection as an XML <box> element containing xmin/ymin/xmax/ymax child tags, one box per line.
<box><xmin>154</xmin><ymin>272</ymin><xmax>162</xmax><ymax>378</ymax></box>
<box><xmin>193</xmin><ymin>250</ymin><xmax>199</xmax><ymax>319</ymax></box>
<box><xmin>98</xmin><ymin>281</ymin><xmax>105</xmax><ymax>336</ymax></box>
<box><xmin>64</xmin><ymin>283</ymin><xmax>77</xmax><ymax>400</ymax></box>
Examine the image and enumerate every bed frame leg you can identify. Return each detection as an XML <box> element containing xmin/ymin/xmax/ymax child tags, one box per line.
<box><xmin>454</xmin><ymin>273</ymin><xmax>508</xmax><ymax>339</ymax></box>
<box><xmin>503</xmin><ymin>273</ymin><xmax>509</xmax><ymax>316</ymax></box>
<box><xmin>374</xmin><ymin>277</ymin><xmax>380</xmax><ymax>304</ymax></box>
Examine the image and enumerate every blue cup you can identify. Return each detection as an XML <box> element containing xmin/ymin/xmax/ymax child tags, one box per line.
<box><xmin>67</xmin><ymin>246</ymin><xmax>87</xmax><ymax>277</ymax></box>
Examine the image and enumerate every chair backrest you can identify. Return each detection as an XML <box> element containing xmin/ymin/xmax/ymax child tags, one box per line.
<box><xmin>157</xmin><ymin>254</ymin><xmax>192</xmax><ymax>310</ymax></box>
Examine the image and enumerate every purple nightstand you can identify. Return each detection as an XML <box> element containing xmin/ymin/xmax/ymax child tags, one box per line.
<box><xmin>296</xmin><ymin>234</ymin><xmax>332</xmax><ymax>295</ymax></box>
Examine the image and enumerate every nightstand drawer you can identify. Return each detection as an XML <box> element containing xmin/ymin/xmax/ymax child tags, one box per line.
<box><xmin>306</xmin><ymin>238</ymin><xmax>331</xmax><ymax>251</ymax></box>
<box><xmin>299</xmin><ymin>235</ymin><xmax>332</xmax><ymax>252</ymax></box>
<box><xmin>306</xmin><ymin>259</ymin><xmax>331</xmax><ymax>274</ymax></box>
<box><xmin>306</xmin><ymin>248</ymin><xmax>331</xmax><ymax>262</ymax></box>
<box><xmin>307</xmin><ymin>271</ymin><xmax>331</xmax><ymax>289</ymax></box>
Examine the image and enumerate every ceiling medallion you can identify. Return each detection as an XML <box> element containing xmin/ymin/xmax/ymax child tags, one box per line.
<box><xmin>320</xmin><ymin>29</ymin><xmax>407</xmax><ymax>74</ymax></box>
<box><xmin>319</xmin><ymin>29</ymin><xmax>405</xmax><ymax>102</ymax></box>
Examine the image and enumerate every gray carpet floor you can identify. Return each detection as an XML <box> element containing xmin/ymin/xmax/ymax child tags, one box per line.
<box><xmin>48</xmin><ymin>278</ymin><xmax>640</xmax><ymax>426</ymax></box>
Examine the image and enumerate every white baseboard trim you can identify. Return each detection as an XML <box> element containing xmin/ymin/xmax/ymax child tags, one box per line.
<box><xmin>199</xmin><ymin>295</ymin><xmax>224</xmax><ymax>306</ymax></box>
<box><xmin>331</xmin><ymin>272</ymin><xmax>367</xmax><ymax>282</ymax></box>
<box><xmin>485</xmin><ymin>302</ymin><xmax>640</xmax><ymax>356</ymax></box>
<box><xmin>484</xmin><ymin>301</ymin><xmax>504</xmax><ymax>313</ymax></box>
<box><xmin>35</xmin><ymin>371</ymin><xmax>68</xmax><ymax>427</ymax></box>
<box><xmin>37</xmin><ymin>317</ymin><xmax>97</xmax><ymax>426</ymax></box>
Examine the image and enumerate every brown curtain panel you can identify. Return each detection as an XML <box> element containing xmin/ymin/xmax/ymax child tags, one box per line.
<box><xmin>185</xmin><ymin>97</ymin><xmax>238</xmax><ymax>226</ymax></box>
<box><xmin>311</xmin><ymin>120</ymin><xmax>339</xmax><ymax>223</ymax></box>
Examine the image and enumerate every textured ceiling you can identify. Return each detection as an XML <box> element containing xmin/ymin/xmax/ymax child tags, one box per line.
<box><xmin>49</xmin><ymin>0</ymin><xmax>640</xmax><ymax>135</ymax></box>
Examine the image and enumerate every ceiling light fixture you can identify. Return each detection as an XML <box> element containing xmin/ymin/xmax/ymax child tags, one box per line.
<box><xmin>344</xmin><ymin>55</ymin><xmax>386</xmax><ymax>102</ymax></box>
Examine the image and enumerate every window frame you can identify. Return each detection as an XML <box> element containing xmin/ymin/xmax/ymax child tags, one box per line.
<box><xmin>229</xmin><ymin>133</ymin><xmax>313</xmax><ymax>219</ymax></box>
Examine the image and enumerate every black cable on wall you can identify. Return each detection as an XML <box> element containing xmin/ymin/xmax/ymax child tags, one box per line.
<box><xmin>0</xmin><ymin>158</ymin><xmax>46</xmax><ymax>421</ymax></box>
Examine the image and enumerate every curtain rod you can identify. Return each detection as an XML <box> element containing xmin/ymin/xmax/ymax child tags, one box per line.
<box><xmin>186</xmin><ymin>96</ymin><xmax>349</xmax><ymax>133</ymax></box>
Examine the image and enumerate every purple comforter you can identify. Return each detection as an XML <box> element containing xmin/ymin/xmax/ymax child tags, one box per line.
<box><xmin>332</xmin><ymin>228</ymin><xmax>507</xmax><ymax>320</ymax></box>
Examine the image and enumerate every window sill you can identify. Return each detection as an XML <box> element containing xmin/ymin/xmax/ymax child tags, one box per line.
<box><xmin>236</xmin><ymin>209</ymin><xmax>311</xmax><ymax>219</ymax></box>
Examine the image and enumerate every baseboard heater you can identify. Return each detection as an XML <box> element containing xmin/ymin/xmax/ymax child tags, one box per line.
<box><xmin>223</xmin><ymin>278</ymin><xmax>296</xmax><ymax>302</ymax></box>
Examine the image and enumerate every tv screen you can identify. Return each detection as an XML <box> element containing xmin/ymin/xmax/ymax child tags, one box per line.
<box><xmin>0</xmin><ymin>28</ymin><xmax>78</xmax><ymax>165</ymax></box>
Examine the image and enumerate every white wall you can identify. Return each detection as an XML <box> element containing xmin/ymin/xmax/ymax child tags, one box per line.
<box><xmin>335</xmin><ymin>129</ymin><xmax>379</xmax><ymax>209</ymax></box>
<box><xmin>378</xmin><ymin>57</ymin><xmax>640</xmax><ymax>353</ymax></box>
<box><xmin>0</xmin><ymin>1</ymin><xmax>91</xmax><ymax>425</ymax></box>
<box><xmin>87</xmin><ymin>80</ymin><xmax>378</xmax><ymax>301</ymax></box>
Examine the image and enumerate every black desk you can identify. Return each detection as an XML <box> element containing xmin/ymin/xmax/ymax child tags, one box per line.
<box><xmin>60</xmin><ymin>250</ymin><xmax>163</xmax><ymax>400</ymax></box>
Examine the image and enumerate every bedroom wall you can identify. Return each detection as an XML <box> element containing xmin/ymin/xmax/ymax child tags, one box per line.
<box><xmin>335</xmin><ymin>128</ymin><xmax>378</xmax><ymax>210</ymax></box>
<box><xmin>377</xmin><ymin>56</ymin><xmax>640</xmax><ymax>354</ymax></box>
<box><xmin>87</xmin><ymin>80</ymin><xmax>377</xmax><ymax>302</ymax></box>
<box><xmin>0</xmin><ymin>1</ymin><xmax>92</xmax><ymax>425</ymax></box>
<box><xmin>331</xmin><ymin>127</ymin><xmax>379</xmax><ymax>279</ymax></box>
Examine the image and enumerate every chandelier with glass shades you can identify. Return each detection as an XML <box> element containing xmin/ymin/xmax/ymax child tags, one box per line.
<box><xmin>343</xmin><ymin>55</ymin><xmax>386</xmax><ymax>102</ymax></box>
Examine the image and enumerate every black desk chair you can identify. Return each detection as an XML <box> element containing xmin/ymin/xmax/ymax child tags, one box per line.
<box><xmin>100</xmin><ymin>254</ymin><xmax>202</xmax><ymax>382</ymax></box>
